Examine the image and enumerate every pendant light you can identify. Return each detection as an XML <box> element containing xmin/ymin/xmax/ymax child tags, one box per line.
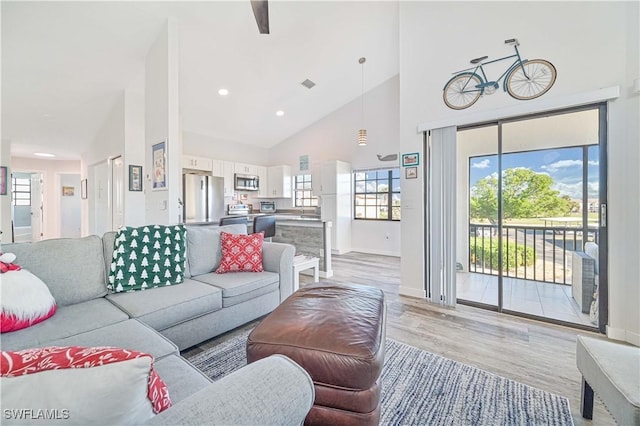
<box><xmin>358</xmin><ymin>57</ymin><xmax>367</xmax><ymax>146</ymax></box>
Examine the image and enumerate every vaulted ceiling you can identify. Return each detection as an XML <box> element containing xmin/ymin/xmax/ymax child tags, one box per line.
<box><xmin>2</xmin><ymin>1</ymin><xmax>399</xmax><ymax>160</ymax></box>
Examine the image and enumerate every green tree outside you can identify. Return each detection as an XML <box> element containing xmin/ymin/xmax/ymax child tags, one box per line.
<box><xmin>470</xmin><ymin>168</ymin><xmax>571</xmax><ymax>222</ymax></box>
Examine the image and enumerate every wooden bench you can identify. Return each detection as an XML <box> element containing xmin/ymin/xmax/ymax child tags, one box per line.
<box><xmin>576</xmin><ymin>335</ymin><xmax>640</xmax><ymax>425</ymax></box>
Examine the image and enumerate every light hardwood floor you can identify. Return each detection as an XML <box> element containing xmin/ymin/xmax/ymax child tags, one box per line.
<box><xmin>183</xmin><ymin>251</ymin><xmax>615</xmax><ymax>425</ymax></box>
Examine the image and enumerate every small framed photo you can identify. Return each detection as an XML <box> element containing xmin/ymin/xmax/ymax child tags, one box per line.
<box><xmin>81</xmin><ymin>179</ymin><xmax>88</xmax><ymax>199</ymax></box>
<box><xmin>0</xmin><ymin>166</ymin><xmax>7</xmax><ymax>196</ymax></box>
<box><xmin>62</xmin><ymin>186</ymin><xmax>75</xmax><ymax>196</ymax></box>
<box><xmin>129</xmin><ymin>165</ymin><xmax>143</xmax><ymax>191</ymax></box>
<box><xmin>152</xmin><ymin>140</ymin><xmax>167</xmax><ymax>191</ymax></box>
<box><xmin>405</xmin><ymin>167</ymin><xmax>418</xmax><ymax>179</ymax></box>
<box><xmin>402</xmin><ymin>152</ymin><xmax>420</xmax><ymax>167</ymax></box>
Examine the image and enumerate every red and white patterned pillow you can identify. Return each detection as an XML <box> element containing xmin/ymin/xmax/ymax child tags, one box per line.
<box><xmin>1</xmin><ymin>346</ymin><xmax>171</xmax><ymax>424</ymax></box>
<box><xmin>216</xmin><ymin>231</ymin><xmax>265</xmax><ymax>273</ymax></box>
<box><xmin>1</xmin><ymin>269</ymin><xmax>57</xmax><ymax>333</ymax></box>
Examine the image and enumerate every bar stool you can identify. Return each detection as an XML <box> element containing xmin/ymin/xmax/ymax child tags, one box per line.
<box><xmin>219</xmin><ymin>216</ymin><xmax>248</xmax><ymax>227</ymax></box>
<box><xmin>254</xmin><ymin>215</ymin><xmax>276</xmax><ymax>242</ymax></box>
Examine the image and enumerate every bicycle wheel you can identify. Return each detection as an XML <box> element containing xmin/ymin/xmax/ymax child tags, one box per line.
<box><xmin>506</xmin><ymin>59</ymin><xmax>556</xmax><ymax>100</ymax></box>
<box><xmin>443</xmin><ymin>73</ymin><xmax>482</xmax><ymax>110</ymax></box>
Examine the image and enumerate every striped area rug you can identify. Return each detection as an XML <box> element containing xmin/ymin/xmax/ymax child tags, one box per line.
<box><xmin>187</xmin><ymin>331</ymin><xmax>574</xmax><ymax>425</ymax></box>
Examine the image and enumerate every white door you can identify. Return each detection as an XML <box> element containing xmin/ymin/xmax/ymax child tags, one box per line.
<box><xmin>30</xmin><ymin>173</ymin><xmax>43</xmax><ymax>241</ymax></box>
<box><xmin>111</xmin><ymin>156</ymin><xmax>125</xmax><ymax>230</ymax></box>
<box><xmin>91</xmin><ymin>161</ymin><xmax>110</xmax><ymax>236</ymax></box>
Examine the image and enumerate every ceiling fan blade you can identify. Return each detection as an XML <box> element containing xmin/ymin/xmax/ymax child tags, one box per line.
<box><xmin>250</xmin><ymin>0</ymin><xmax>270</xmax><ymax>34</ymax></box>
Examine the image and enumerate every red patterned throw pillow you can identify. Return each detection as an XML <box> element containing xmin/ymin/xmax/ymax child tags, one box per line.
<box><xmin>216</xmin><ymin>231</ymin><xmax>265</xmax><ymax>273</ymax></box>
<box><xmin>1</xmin><ymin>346</ymin><xmax>172</xmax><ymax>424</ymax></box>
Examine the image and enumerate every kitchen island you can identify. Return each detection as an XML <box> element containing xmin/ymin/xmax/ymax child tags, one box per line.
<box><xmin>250</xmin><ymin>215</ymin><xmax>333</xmax><ymax>278</ymax></box>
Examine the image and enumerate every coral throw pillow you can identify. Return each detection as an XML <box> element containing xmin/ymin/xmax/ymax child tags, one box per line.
<box><xmin>0</xmin><ymin>346</ymin><xmax>172</xmax><ymax>424</ymax></box>
<box><xmin>1</xmin><ymin>269</ymin><xmax>56</xmax><ymax>333</ymax></box>
<box><xmin>216</xmin><ymin>231</ymin><xmax>265</xmax><ymax>273</ymax></box>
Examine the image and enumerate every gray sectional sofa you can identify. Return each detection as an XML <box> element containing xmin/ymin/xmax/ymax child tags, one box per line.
<box><xmin>0</xmin><ymin>224</ymin><xmax>314</xmax><ymax>424</ymax></box>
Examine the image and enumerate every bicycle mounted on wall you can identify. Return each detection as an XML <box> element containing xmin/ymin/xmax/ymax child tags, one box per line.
<box><xmin>443</xmin><ymin>38</ymin><xmax>557</xmax><ymax>110</ymax></box>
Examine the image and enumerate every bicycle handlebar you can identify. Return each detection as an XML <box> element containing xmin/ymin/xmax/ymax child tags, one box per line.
<box><xmin>504</xmin><ymin>38</ymin><xmax>519</xmax><ymax>46</ymax></box>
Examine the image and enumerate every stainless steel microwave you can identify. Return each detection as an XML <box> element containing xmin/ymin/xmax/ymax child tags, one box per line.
<box><xmin>234</xmin><ymin>173</ymin><xmax>259</xmax><ymax>191</ymax></box>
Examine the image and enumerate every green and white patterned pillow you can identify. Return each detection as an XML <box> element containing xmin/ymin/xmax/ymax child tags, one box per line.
<box><xmin>108</xmin><ymin>225</ymin><xmax>186</xmax><ymax>293</ymax></box>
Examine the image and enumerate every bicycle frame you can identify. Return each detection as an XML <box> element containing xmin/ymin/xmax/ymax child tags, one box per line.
<box><xmin>449</xmin><ymin>44</ymin><xmax>531</xmax><ymax>94</ymax></box>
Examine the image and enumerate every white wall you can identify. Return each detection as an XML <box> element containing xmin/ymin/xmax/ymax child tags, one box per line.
<box><xmin>11</xmin><ymin>157</ymin><xmax>80</xmax><ymax>240</ymax></box>
<box><xmin>145</xmin><ymin>19</ymin><xmax>182</xmax><ymax>225</ymax></box>
<box><xmin>123</xmin><ymin>87</ymin><xmax>146</xmax><ymax>227</ymax></box>
<box><xmin>183</xmin><ymin>131</ymin><xmax>270</xmax><ymax>165</ymax></box>
<box><xmin>269</xmin><ymin>75</ymin><xmax>401</xmax><ymax>256</ymax></box>
<box><xmin>59</xmin><ymin>173</ymin><xmax>81</xmax><ymax>237</ymax></box>
<box><xmin>0</xmin><ymin>140</ymin><xmax>12</xmax><ymax>243</ymax></box>
<box><xmin>399</xmin><ymin>2</ymin><xmax>640</xmax><ymax>343</ymax></box>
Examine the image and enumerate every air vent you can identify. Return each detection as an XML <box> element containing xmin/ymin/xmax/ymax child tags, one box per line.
<box><xmin>301</xmin><ymin>79</ymin><xmax>316</xmax><ymax>89</ymax></box>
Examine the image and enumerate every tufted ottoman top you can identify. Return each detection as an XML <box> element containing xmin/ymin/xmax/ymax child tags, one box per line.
<box><xmin>247</xmin><ymin>283</ymin><xmax>386</xmax><ymax>390</ymax></box>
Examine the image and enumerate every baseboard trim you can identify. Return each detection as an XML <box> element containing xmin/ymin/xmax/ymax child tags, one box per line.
<box><xmin>350</xmin><ymin>248</ymin><xmax>401</xmax><ymax>257</ymax></box>
<box><xmin>606</xmin><ymin>326</ymin><xmax>640</xmax><ymax>346</ymax></box>
<box><xmin>399</xmin><ymin>286</ymin><xmax>426</xmax><ymax>299</ymax></box>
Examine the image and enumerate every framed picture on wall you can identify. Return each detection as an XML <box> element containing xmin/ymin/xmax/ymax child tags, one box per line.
<box><xmin>81</xmin><ymin>179</ymin><xmax>88</xmax><ymax>199</ymax></box>
<box><xmin>129</xmin><ymin>165</ymin><xmax>143</xmax><ymax>191</ymax></box>
<box><xmin>62</xmin><ymin>186</ymin><xmax>75</xmax><ymax>196</ymax></box>
<box><xmin>152</xmin><ymin>141</ymin><xmax>167</xmax><ymax>191</ymax></box>
<box><xmin>402</xmin><ymin>152</ymin><xmax>420</xmax><ymax>167</ymax></box>
<box><xmin>0</xmin><ymin>166</ymin><xmax>7</xmax><ymax>196</ymax></box>
<box><xmin>405</xmin><ymin>167</ymin><xmax>418</xmax><ymax>179</ymax></box>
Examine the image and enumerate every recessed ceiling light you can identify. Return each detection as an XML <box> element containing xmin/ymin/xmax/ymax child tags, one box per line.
<box><xmin>34</xmin><ymin>152</ymin><xmax>55</xmax><ymax>157</ymax></box>
<box><xmin>218</xmin><ymin>88</ymin><xmax>229</xmax><ymax>96</ymax></box>
<box><xmin>276</xmin><ymin>110</ymin><xmax>285</xmax><ymax>117</ymax></box>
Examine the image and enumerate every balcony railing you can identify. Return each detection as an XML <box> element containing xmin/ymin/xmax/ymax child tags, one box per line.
<box><xmin>468</xmin><ymin>223</ymin><xmax>599</xmax><ymax>285</ymax></box>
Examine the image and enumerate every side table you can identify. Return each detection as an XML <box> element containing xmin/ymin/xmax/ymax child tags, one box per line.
<box><xmin>292</xmin><ymin>256</ymin><xmax>319</xmax><ymax>290</ymax></box>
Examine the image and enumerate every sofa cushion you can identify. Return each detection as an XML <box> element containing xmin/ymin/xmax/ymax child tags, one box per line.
<box><xmin>216</xmin><ymin>232</ymin><xmax>265</xmax><ymax>273</ymax></box>
<box><xmin>185</xmin><ymin>224</ymin><xmax>247</xmax><ymax>276</ymax></box>
<box><xmin>0</xmin><ymin>298</ymin><xmax>128</xmax><ymax>351</ymax></box>
<box><xmin>106</xmin><ymin>278</ymin><xmax>222</xmax><ymax>331</ymax></box>
<box><xmin>154</xmin><ymin>355</ymin><xmax>212</xmax><ymax>405</ymax></box>
<box><xmin>1</xmin><ymin>346</ymin><xmax>171</xmax><ymax>424</ymax></box>
<box><xmin>44</xmin><ymin>319</ymin><xmax>178</xmax><ymax>361</ymax></box>
<box><xmin>192</xmin><ymin>271</ymin><xmax>279</xmax><ymax>307</ymax></box>
<box><xmin>1</xmin><ymin>269</ymin><xmax>57</xmax><ymax>332</ymax></box>
<box><xmin>2</xmin><ymin>236</ymin><xmax>107</xmax><ymax>306</ymax></box>
<box><xmin>108</xmin><ymin>225</ymin><xmax>186</xmax><ymax>293</ymax></box>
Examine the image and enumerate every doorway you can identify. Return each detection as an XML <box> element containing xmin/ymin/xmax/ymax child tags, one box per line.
<box><xmin>10</xmin><ymin>172</ymin><xmax>43</xmax><ymax>243</ymax></box>
<box><xmin>455</xmin><ymin>104</ymin><xmax>607</xmax><ymax>330</ymax></box>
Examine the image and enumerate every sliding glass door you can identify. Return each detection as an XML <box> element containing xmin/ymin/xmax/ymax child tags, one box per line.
<box><xmin>455</xmin><ymin>105</ymin><xmax>606</xmax><ymax>329</ymax></box>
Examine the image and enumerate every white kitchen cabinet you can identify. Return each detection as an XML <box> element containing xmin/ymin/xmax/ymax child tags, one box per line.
<box><xmin>211</xmin><ymin>159</ymin><xmax>224</xmax><ymax>177</ymax></box>
<box><xmin>256</xmin><ymin>166</ymin><xmax>268</xmax><ymax>198</ymax></box>
<box><xmin>182</xmin><ymin>155</ymin><xmax>212</xmax><ymax>172</ymax></box>
<box><xmin>319</xmin><ymin>160</ymin><xmax>352</xmax><ymax>254</ymax></box>
<box><xmin>222</xmin><ymin>161</ymin><xmax>235</xmax><ymax>197</ymax></box>
<box><xmin>234</xmin><ymin>163</ymin><xmax>259</xmax><ymax>175</ymax></box>
<box><xmin>267</xmin><ymin>165</ymin><xmax>292</xmax><ymax>198</ymax></box>
<box><xmin>314</xmin><ymin>160</ymin><xmax>350</xmax><ymax>195</ymax></box>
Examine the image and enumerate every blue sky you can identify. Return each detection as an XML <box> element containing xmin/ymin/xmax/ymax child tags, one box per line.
<box><xmin>469</xmin><ymin>145</ymin><xmax>600</xmax><ymax>199</ymax></box>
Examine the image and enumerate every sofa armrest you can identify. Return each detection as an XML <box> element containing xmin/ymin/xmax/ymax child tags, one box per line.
<box><xmin>145</xmin><ymin>355</ymin><xmax>314</xmax><ymax>425</ymax></box>
<box><xmin>262</xmin><ymin>242</ymin><xmax>296</xmax><ymax>302</ymax></box>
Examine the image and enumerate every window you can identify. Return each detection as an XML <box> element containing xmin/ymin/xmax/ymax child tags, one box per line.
<box><xmin>354</xmin><ymin>168</ymin><xmax>400</xmax><ymax>220</ymax></box>
<box><xmin>294</xmin><ymin>174</ymin><xmax>318</xmax><ymax>207</ymax></box>
<box><xmin>12</xmin><ymin>177</ymin><xmax>31</xmax><ymax>206</ymax></box>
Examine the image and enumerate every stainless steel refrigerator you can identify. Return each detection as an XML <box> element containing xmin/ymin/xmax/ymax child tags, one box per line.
<box><xmin>182</xmin><ymin>172</ymin><xmax>225</xmax><ymax>223</ymax></box>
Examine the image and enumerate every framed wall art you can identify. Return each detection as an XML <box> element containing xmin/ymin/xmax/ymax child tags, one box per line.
<box><xmin>0</xmin><ymin>166</ymin><xmax>7</xmax><ymax>196</ymax></box>
<box><xmin>152</xmin><ymin>141</ymin><xmax>167</xmax><ymax>190</ymax></box>
<box><xmin>405</xmin><ymin>167</ymin><xmax>418</xmax><ymax>179</ymax></box>
<box><xmin>402</xmin><ymin>153</ymin><xmax>419</xmax><ymax>167</ymax></box>
<box><xmin>129</xmin><ymin>165</ymin><xmax>143</xmax><ymax>191</ymax></box>
<box><xmin>62</xmin><ymin>186</ymin><xmax>75</xmax><ymax>196</ymax></box>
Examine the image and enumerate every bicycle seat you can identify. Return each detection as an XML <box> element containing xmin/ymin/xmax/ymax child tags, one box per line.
<box><xmin>470</xmin><ymin>56</ymin><xmax>488</xmax><ymax>64</ymax></box>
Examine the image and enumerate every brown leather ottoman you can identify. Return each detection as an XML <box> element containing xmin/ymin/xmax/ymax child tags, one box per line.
<box><xmin>247</xmin><ymin>283</ymin><xmax>386</xmax><ymax>425</ymax></box>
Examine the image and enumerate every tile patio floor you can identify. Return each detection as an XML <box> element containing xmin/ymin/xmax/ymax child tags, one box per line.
<box><xmin>456</xmin><ymin>272</ymin><xmax>595</xmax><ymax>327</ymax></box>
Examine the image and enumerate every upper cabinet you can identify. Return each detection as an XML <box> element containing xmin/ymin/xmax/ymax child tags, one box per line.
<box><xmin>256</xmin><ymin>166</ymin><xmax>268</xmax><ymax>198</ymax></box>
<box><xmin>211</xmin><ymin>159</ymin><xmax>224</xmax><ymax>177</ymax></box>
<box><xmin>266</xmin><ymin>165</ymin><xmax>292</xmax><ymax>198</ymax></box>
<box><xmin>222</xmin><ymin>161</ymin><xmax>235</xmax><ymax>196</ymax></box>
<box><xmin>312</xmin><ymin>160</ymin><xmax>351</xmax><ymax>195</ymax></box>
<box><xmin>234</xmin><ymin>163</ymin><xmax>259</xmax><ymax>175</ymax></box>
<box><xmin>182</xmin><ymin>155</ymin><xmax>212</xmax><ymax>172</ymax></box>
